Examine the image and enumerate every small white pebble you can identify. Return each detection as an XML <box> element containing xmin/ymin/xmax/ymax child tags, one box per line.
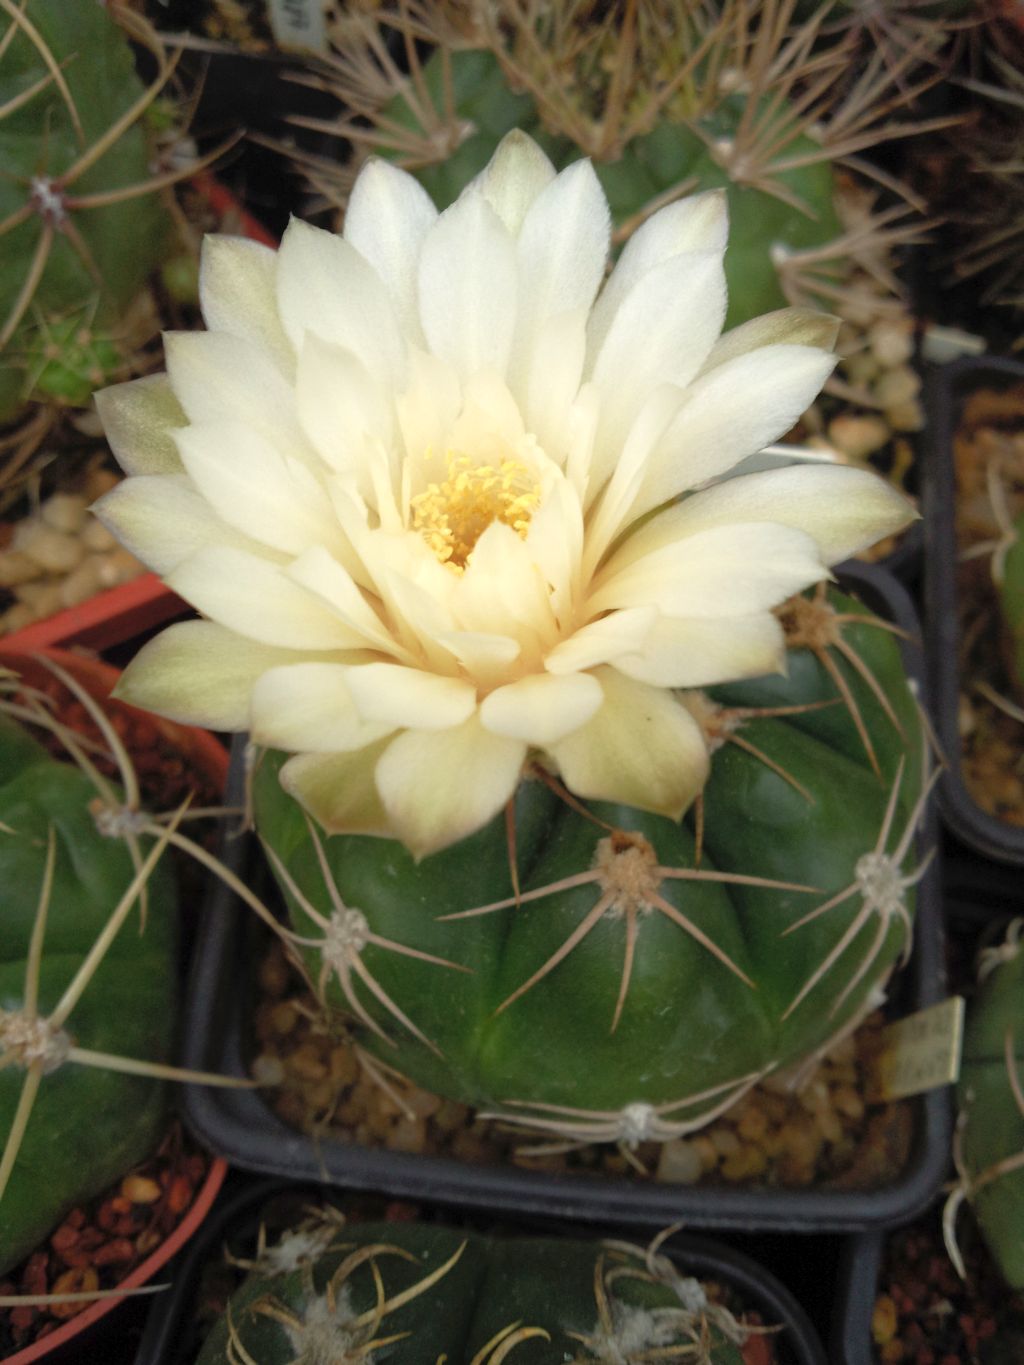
<box><xmin>656</xmin><ymin>1139</ymin><xmax>703</xmax><ymax>1184</ymax></box>
<box><xmin>41</xmin><ymin>492</ymin><xmax>87</xmax><ymax>535</ymax></box>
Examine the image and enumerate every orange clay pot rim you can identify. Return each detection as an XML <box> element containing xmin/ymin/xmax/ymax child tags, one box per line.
<box><xmin>0</xmin><ymin>647</ymin><xmax>230</xmax><ymax>1363</ymax></box>
<box><xmin>2</xmin><ymin>1157</ymin><xmax>229</xmax><ymax>1365</ymax></box>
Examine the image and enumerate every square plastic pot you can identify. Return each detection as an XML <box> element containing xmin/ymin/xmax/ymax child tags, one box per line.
<box><xmin>923</xmin><ymin>354</ymin><xmax>1024</xmax><ymax>865</ymax></box>
<box><xmin>135</xmin><ymin>1175</ymin><xmax>829</xmax><ymax>1365</ymax></box>
<box><xmin>178</xmin><ymin>561</ymin><xmax>951</xmax><ymax>1234</ymax></box>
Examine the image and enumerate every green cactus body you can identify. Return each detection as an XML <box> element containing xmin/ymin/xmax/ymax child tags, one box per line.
<box><xmin>0</xmin><ymin>0</ymin><xmax>168</xmax><ymax>421</ymax></box>
<box><xmin>997</xmin><ymin>513</ymin><xmax>1024</xmax><ymax>695</ymax></box>
<box><xmin>197</xmin><ymin>1218</ymin><xmax>748</xmax><ymax>1364</ymax></box>
<box><xmin>254</xmin><ymin>587</ymin><xmax>926</xmax><ymax>1142</ymax></box>
<box><xmin>0</xmin><ymin>712</ymin><xmax>177</xmax><ymax>1274</ymax></box>
<box><xmin>381</xmin><ymin>49</ymin><xmax>841</xmax><ymax>330</ymax></box>
<box><xmin>958</xmin><ymin>926</ymin><xmax>1024</xmax><ymax>1289</ymax></box>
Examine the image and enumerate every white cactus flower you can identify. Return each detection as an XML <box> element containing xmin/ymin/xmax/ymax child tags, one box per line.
<box><xmin>95</xmin><ymin>131</ymin><xmax>913</xmax><ymax>858</ymax></box>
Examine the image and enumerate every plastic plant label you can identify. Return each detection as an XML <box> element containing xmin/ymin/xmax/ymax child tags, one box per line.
<box><xmin>266</xmin><ymin>0</ymin><xmax>327</xmax><ymax>52</ymax></box>
<box><xmin>868</xmin><ymin>997</ymin><xmax>965</xmax><ymax>1102</ymax></box>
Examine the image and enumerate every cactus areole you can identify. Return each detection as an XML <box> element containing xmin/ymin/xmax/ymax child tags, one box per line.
<box><xmin>197</xmin><ymin>1217</ymin><xmax>755</xmax><ymax>1364</ymax></box>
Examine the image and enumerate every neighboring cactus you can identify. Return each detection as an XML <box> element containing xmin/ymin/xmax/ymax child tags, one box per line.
<box><xmin>198</xmin><ymin>1214</ymin><xmax>760</xmax><ymax>1364</ymax></box>
<box><xmin>946</xmin><ymin>919</ymin><xmax>1024</xmax><ymax>1290</ymax></box>
<box><xmin>0</xmin><ymin>658</ymin><xmax>245</xmax><ymax>1281</ymax></box>
<box><xmin>253</xmin><ymin>583</ymin><xmax>929</xmax><ymax>1146</ymax></box>
<box><xmin>301</xmin><ymin>0</ymin><xmax>942</xmax><ymax>330</ymax></box>
<box><xmin>0</xmin><ymin>684</ymin><xmax>178</xmax><ymax>1274</ymax></box>
<box><xmin>0</xmin><ymin>0</ymin><xmax>176</xmax><ymax>430</ymax></box>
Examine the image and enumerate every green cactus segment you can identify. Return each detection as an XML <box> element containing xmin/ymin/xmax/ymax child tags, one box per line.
<box><xmin>0</xmin><ymin>713</ymin><xmax>177</xmax><ymax>1275</ymax></box>
<box><xmin>197</xmin><ymin>1220</ymin><xmax>747</xmax><ymax>1364</ymax></box>
<box><xmin>959</xmin><ymin>932</ymin><xmax>1024</xmax><ymax>1289</ymax></box>
<box><xmin>382</xmin><ymin>49</ymin><xmax>841</xmax><ymax>328</ymax></box>
<box><xmin>998</xmin><ymin>513</ymin><xmax>1024</xmax><ymax>695</ymax></box>
<box><xmin>254</xmin><ymin>587</ymin><xmax>925</xmax><ymax>1135</ymax></box>
<box><xmin>0</xmin><ymin>0</ymin><xmax>168</xmax><ymax>420</ymax></box>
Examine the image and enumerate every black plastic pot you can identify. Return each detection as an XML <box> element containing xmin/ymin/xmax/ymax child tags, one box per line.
<box><xmin>833</xmin><ymin>1231</ymin><xmax>882</xmax><ymax>1365</ymax></box>
<box><xmin>179</xmin><ymin>560</ymin><xmax>950</xmax><ymax>1233</ymax></box>
<box><xmin>923</xmin><ymin>354</ymin><xmax>1024</xmax><ymax>865</ymax></box>
<box><xmin>135</xmin><ymin>1176</ymin><xmax>829</xmax><ymax>1365</ymax></box>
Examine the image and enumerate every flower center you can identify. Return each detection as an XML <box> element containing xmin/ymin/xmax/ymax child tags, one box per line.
<box><xmin>410</xmin><ymin>450</ymin><xmax>541</xmax><ymax>572</ymax></box>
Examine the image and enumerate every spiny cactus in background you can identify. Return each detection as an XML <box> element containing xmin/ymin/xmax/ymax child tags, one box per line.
<box><xmin>0</xmin><ymin>665</ymin><xmax>178</xmax><ymax>1275</ymax></box>
<box><xmin>295</xmin><ymin>0</ymin><xmax>947</xmax><ymax>332</ymax></box>
<box><xmin>0</xmin><ymin>658</ymin><xmax>248</xmax><ymax>1277</ymax></box>
<box><xmin>198</xmin><ymin>1214</ymin><xmax>761</xmax><ymax>1364</ymax></box>
<box><xmin>252</xmin><ymin>583</ymin><xmax>930</xmax><ymax>1149</ymax></box>
<box><xmin>0</xmin><ymin>0</ymin><xmax>227</xmax><ymax>499</ymax></box>
<box><xmin>946</xmin><ymin>919</ymin><xmax>1024</xmax><ymax>1290</ymax></box>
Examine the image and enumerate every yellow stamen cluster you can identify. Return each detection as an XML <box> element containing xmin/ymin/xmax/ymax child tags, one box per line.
<box><xmin>410</xmin><ymin>451</ymin><xmax>541</xmax><ymax>572</ymax></box>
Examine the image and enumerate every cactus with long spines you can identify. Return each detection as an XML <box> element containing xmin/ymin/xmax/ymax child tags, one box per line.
<box><xmin>299</xmin><ymin>0</ymin><xmax>943</xmax><ymax>332</ymax></box>
<box><xmin>0</xmin><ymin>682</ymin><xmax>178</xmax><ymax>1274</ymax></box>
<box><xmin>252</xmin><ymin>583</ymin><xmax>930</xmax><ymax>1147</ymax></box>
<box><xmin>197</xmin><ymin>1214</ymin><xmax>759</xmax><ymax>1364</ymax></box>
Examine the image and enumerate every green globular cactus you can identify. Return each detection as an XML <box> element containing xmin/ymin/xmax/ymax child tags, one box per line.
<box><xmin>0</xmin><ymin>0</ymin><xmax>170</xmax><ymax>425</ymax></box>
<box><xmin>0</xmin><ymin>708</ymin><xmax>177</xmax><ymax>1275</ymax></box>
<box><xmin>997</xmin><ymin>512</ymin><xmax>1024</xmax><ymax>697</ymax></box>
<box><xmin>310</xmin><ymin>1</ymin><xmax>932</xmax><ymax>331</ymax></box>
<box><xmin>253</xmin><ymin>585</ymin><xmax>928</xmax><ymax>1148</ymax></box>
<box><xmin>952</xmin><ymin>920</ymin><xmax>1024</xmax><ymax>1290</ymax></box>
<box><xmin>197</xmin><ymin>1214</ymin><xmax>754</xmax><ymax>1364</ymax></box>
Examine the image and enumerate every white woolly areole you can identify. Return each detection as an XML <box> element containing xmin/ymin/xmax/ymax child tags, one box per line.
<box><xmin>0</xmin><ymin>1009</ymin><xmax>71</xmax><ymax>1073</ymax></box>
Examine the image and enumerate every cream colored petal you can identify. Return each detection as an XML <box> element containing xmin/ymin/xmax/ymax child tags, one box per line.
<box><xmin>174</xmin><ymin>421</ymin><xmax>339</xmax><ymax>557</ymax></box>
<box><xmin>582</xmin><ymin>383</ymin><xmax>686</xmax><ymax>563</ymax></box>
<box><xmin>456</xmin><ymin>521</ymin><xmax>556</xmax><ymax>650</ymax></box>
<box><xmin>345</xmin><ymin>663</ymin><xmax>476</xmax><ymax>731</ymax></box>
<box><xmin>613</xmin><ymin>613</ymin><xmax>786</xmax><ymax>688</ymax></box>
<box><xmin>516</xmin><ymin>308</ymin><xmax>587</xmax><ymax>460</ymax></box>
<box><xmin>699</xmin><ymin>306</ymin><xmax>840</xmax><ymax>376</ymax></box>
<box><xmin>198</xmin><ymin>235</ymin><xmax>295</xmax><ymax>376</ymax></box>
<box><xmin>510</xmin><ymin>158</ymin><xmax>608</xmax><ymax>390</ymax></box>
<box><xmin>92</xmin><ymin>474</ymin><xmax>280</xmax><ymax>575</ymax></box>
<box><xmin>280</xmin><ymin>743</ymin><xmax>395</xmax><ymax>838</ymax></box>
<box><xmin>588</xmin><ymin>521</ymin><xmax>827</xmax><ymax>618</ymax></box>
<box><xmin>276</xmin><ymin>217</ymin><xmax>405</xmax><ymax>386</ymax></box>
<box><xmin>615</xmin><ymin>463</ymin><xmax>915</xmax><ymax>574</ymax></box>
<box><xmin>435</xmin><ymin>631</ymin><xmax>521</xmax><ymax>690</ymax></box>
<box><xmin>417</xmin><ymin>192</ymin><xmax>517</xmax><ymax>381</ymax></box>
<box><xmin>467</xmin><ymin>129</ymin><xmax>556</xmax><ymax>237</ymax></box>
<box><xmin>113</xmin><ymin>621</ymin><xmax>300</xmax><ymax>729</ymax></box>
<box><xmin>287</xmin><ymin>545</ymin><xmax>405</xmax><ymax>658</ymax></box>
<box><xmin>588</xmin><ymin>250</ymin><xmax>726</xmax><ymax>488</ymax></box>
<box><xmin>544</xmin><ymin>606</ymin><xmax>657</xmax><ymax>674</ymax></box>
<box><xmin>168</xmin><ymin>546</ymin><xmax>367</xmax><ymax>650</ymax></box>
<box><xmin>586</xmin><ymin>189</ymin><xmax>727</xmax><ymax>368</ymax></box>
<box><xmin>375</xmin><ymin>713</ymin><xmax>526</xmax><ymax>858</ymax></box>
<box><xmin>295</xmin><ymin>334</ymin><xmax>393</xmax><ymax>475</ymax></box>
<box><xmin>251</xmin><ymin>663</ymin><xmax>394</xmax><ymax>752</ymax></box>
<box><xmin>546</xmin><ymin>667</ymin><xmax>709</xmax><ymax>820</ymax></box>
<box><xmin>164</xmin><ymin>331</ymin><xmax>301</xmax><ymax>444</ymax></box>
<box><xmin>395</xmin><ymin>349</ymin><xmax>462</xmax><ymax>472</ymax></box>
<box><xmin>94</xmin><ymin>375</ymin><xmax>186</xmax><ymax>477</ymax></box>
<box><xmin>343</xmin><ymin>157</ymin><xmax>438</xmax><ymax>344</ymax></box>
<box><xmin>630</xmin><ymin>344</ymin><xmax>838</xmax><ymax>520</ymax></box>
<box><xmin>480</xmin><ymin>671</ymin><xmax>602</xmax><ymax>745</ymax></box>
<box><xmin>525</xmin><ymin>475</ymin><xmax>584</xmax><ymax>627</ymax></box>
